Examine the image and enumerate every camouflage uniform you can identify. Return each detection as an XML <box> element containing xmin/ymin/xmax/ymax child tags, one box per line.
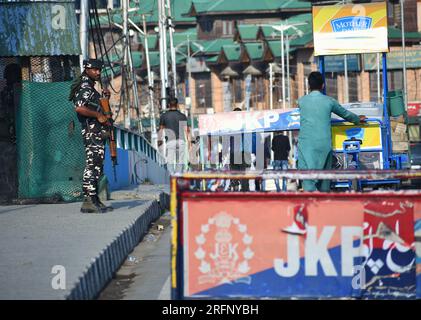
<box><xmin>72</xmin><ymin>74</ymin><xmax>107</xmax><ymax>197</ymax></box>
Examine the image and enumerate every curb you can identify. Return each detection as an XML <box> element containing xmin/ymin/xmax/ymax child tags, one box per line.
<box><xmin>66</xmin><ymin>192</ymin><xmax>169</xmax><ymax>300</ymax></box>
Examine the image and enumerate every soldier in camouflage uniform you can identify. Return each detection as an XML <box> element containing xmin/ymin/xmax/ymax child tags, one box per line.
<box><xmin>69</xmin><ymin>59</ymin><xmax>113</xmax><ymax>213</ymax></box>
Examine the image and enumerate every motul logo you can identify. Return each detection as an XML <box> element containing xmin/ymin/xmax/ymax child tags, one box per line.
<box><xmin>331</xmin><ymin>17</ymin><xmax>372</xmax><ymax>32</ymax></box>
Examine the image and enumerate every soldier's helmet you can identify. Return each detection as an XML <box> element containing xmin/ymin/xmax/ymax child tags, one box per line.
<box><xmin>83</xmin><ymin>59</ymin><xmax>104</xmax><ymax>70</ymax></box>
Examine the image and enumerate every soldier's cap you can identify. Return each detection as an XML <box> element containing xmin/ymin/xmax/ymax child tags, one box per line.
<box><xmin>83</xmin><ymin>59</ymin><xmax>104</xmax><ymax>70</ymax></box>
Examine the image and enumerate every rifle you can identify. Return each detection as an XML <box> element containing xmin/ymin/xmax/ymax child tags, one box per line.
<box><xmin>99</xmin><ymin>97</ymin><xmax>118</xmax><ymax>181</ymax></box>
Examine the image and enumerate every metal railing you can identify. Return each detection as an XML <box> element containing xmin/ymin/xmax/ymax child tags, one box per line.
<box><xmin>114</xmin><ymin>124</ymin><xmax>167</xmax><ymax>167</ymax></box>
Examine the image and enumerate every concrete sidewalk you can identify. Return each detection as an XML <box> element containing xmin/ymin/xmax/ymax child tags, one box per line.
<box><xmin>0</xmin><ymin>184</ymin><xmax>169</xmax><ymax>300</ymax></box>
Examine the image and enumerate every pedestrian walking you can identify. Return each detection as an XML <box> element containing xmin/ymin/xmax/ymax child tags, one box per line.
<box><xmin>69</xmin><ymin>58</ymin><xmax>113</xmax><ymax>213</ymax></box>
<box><xmin>272</xmin><ymin>131</ymin><xmax>290</xmax><ymax>191</ymax></box>
<box><xmin>158</xmin><ymin>97</ymin><xmax>190</xmax><ymax>174</ymax></box>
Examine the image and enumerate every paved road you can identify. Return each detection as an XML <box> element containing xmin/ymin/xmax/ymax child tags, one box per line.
<box><xmin>0</xmin><ymin>184</ymin><xmax>169</xmax><ymax>300</ymax></box>
<box><xmin>98</xmin><ymin>212</ymin><xmax>172</xmax><ymax>300</ymax></box>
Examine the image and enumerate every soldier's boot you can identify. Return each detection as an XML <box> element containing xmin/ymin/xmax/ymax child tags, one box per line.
<box><xmin>94</xmin><ymin>195</ymin><xmax>114</xmax><ymax>212</ymax></box>
<box><xmin>80</xmin><ymin>196</ymin><xmax>106</xmax><ymax>213</ymax></box>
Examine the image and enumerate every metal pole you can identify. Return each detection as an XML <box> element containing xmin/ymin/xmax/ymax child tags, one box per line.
<box><xmin>269</xmin><ymin>63</ymin><xmax>273</xmax><ymax>110</ymax></box>
<box><xmin>162</xmin><ymin>0</ymin><xmax>169</xmax><ymax>104</ymax></box>
<box><xmin>401</xmin><ymin>0</ymin><xmax>407</xmax><ymax>109</ymax></box>
<box><xmin>285</xmin><ymin>34</ymin><xmax>292</xmax><ymax>165</ymax></box>
<box><xmin>344</xmin><ymin>54</ymin><xmax>349</xmax><ymax>103</ymax></box>
<box><xmin>318</xmin><ymin>56</ymin><xmax>326</xmax><ymax>95</ymax></box>
<box><xmin>158</xmin><ymin>0</ymin><xmax>168</xmax><ymax>110</ymax></box>
<box><xmin>281</xmin><ymin>28</ymin><xmax>285</xmax><ymax>109</ymax></box>
<box><xmin>127</xmin><ymin>43</ymin><xmax>142</xmax><ymax>133</ymax></box>
<box><xmin>166</xmin><ymin>0</ymin><xmax>177</xmax><ymax>98</ymax></box>
<box><xmin>377</xmin><ymin>52</ymin><xmax>381</xmax><ymax>103</ymax></box>
<box><xmin>125</xmin><ymin>19</ymin><xmax>142</xmax><ymax>133</ymax></box>
<box><xmin>286</xmin><ymin>35</ymin><xmax>291</xmax><ymax>107</ymax></box>
<box><xmin>122</xmin><ymin>0</ymin><xmax>130</xmax><ymax>128</ymax></box>
<box><xmin>187</xmin><ymin>35</ymin><xmax>195</xmax><ymax>134</ymax></box>
<box><xmin>342</xmin><ymin>0</ymin><xmax>348</xmax><ymax>103</ymax></box>
<box><xmin>142</xmin><ymin>15</ymin><xmax>157</xmax><ymax>148</ymax></box>
<box><xmin>150</xmin><ymin>71</ymin><xmax>158</xmax><ymax>148</ymax></box>
<box><xmin>382</xmin><ymin>53</ymin><xmax>391</xmax><ymax>169</ymax></box>
<box><xmin>79</xmin><ymin>0</ymin><xmax>89</xmax><ymax>72</ymax></box>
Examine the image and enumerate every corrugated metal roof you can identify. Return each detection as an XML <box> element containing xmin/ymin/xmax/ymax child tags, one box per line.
<box><xmin>221</xmin><ymin>44</ymin><xmax>242</xmax><ymax>61</ymax></box>
<box><xmin>172</xmin><ymin>28</ymin><xmax>198</xmax><ymax>47</ymax></box>
<box><xmin>0</xmin><ymin>1</ymin><xmax>80</xmax><ymax>57</ymax></box>
<box><xmin>139</xmin><ymin>34</ymin><xmax>159</xmax><ymax>50</ymax></box>
<box><xmin>236</xmin><ymin>25</ymin><xmax>259</xmax><ymax>41</ymax></box>
<box><xmin>199</xmin><ymin>39</ymin><xmax>235</xmax><ymax>54</ymax></box>
<box><xmin>289</xmin><ymin>33</ymin><xmax>312</xmax><ymax>47</ymax></box>
<box><xmin>188</xmin><ymin>0</ymin><xmax>310</xmax><ymax>15</ymax></box>
<box><xmin>266</xmin><ymin>40</ymin><xmax>298</xmax><ymax>57</ymax></box>
<box><xmin>244</xmin><ymin>42</ymin><xmax>265</xmax><ymax>60</ymax></box>
<box><xmin>206</xmin><ymin>56</ymin><xmax>218</xmax><ymax>63</ymax></box>
<box><xmin>97</xmin><ymin>0</ymin><xmax>195</xmax><ymax>26</ymax></box>
<box><xmin>388</xmin><ymin>26</ymin><xmax>421</xmax><ymax>40</ymax></box>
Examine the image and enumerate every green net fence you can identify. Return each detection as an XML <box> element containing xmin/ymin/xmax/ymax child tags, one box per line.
<box><xmin>16</xmin><ymin>81</ymin><xmax>85</xmax><ymax>201</ymax></box>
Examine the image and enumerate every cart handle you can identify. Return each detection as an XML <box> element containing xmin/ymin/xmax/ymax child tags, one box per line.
<box><xmin>331</xmin><ymin>118</ymin><xmax>384</xmax><ymax>126</ymax></box>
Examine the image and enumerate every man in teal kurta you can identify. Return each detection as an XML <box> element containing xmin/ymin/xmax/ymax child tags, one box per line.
<box><xmin>297</xmin><ymin>71</ymin><xmax>366</xmax><ymax>192</ymax></box>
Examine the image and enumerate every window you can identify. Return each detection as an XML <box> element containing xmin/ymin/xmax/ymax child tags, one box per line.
<box><xmin>232</xmin><ymin>78</ymin><xmax>243</xmax><ymax>103</ymax></box>
<box><xmin>325</xmin><ymin>72</ymin><xmax>338</xmax><ymax>100</ymax></box>
<box><xmin>387</xmin><ymin>1</ymin><xmax>394</xmax><ymax>18</ymax></box>
<box><xmin>348</xmin><ymin>72</ymin><xmax>358</xmax><ymax>102</ymax></box>
<box><xmin>94</xmin><ymin>0</ymin><xmax>121</xmax><ymax>9</ymax></box>
<box><xmin>303</xmin><ymin>62</ymin><xmax>312</xmax><ymax>95</ymax></box>
<box><xmin>273</xmin><ymin>76</ymin><xmax>283</xmax><ymax>108</ymax></box>
<box><xmin>369</xmin><ymin>71</ymin><xmax>382</xmax><ymax>102</ymax></box>
<box><xmin>222</xmin><ymin>21</ymin><xmax>233</xmax><ymax>36</ymax></box>
<box><xmin>176</xmin><ymin>81</ymin><xmax>185</xmax><ymax>104</ymax></box>
<box><xmin>201</xmin><ymin>18</ymin><xmax>214</xmax><ymax>33</ymax></box>
<box><xmin>194</xmin><ymin>72</ymin><xmax>212</xmax><ymax>109</ymax></box>
<box><xmin>388</xmin><ymin>70</ymin><xmax>403</xmax><ymax>90</ymax></box>
<box><xmin>254</xmin><ymin>77</ymin><xmax>264</xmax><ymax>103</ymax></box>
<box><xmin>369</xmin><ymin>70</ymin><xmax>403</xmax><ymax>101</ymax></box>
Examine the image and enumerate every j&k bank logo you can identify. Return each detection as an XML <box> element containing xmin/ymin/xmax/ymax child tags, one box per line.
<box><xmin>195</xmin><ymin>212</ymin><xmax>254</xmax><ymax>285</ymax></box>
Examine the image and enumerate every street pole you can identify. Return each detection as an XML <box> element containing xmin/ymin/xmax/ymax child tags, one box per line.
<box><xmin>158</xmin><ymin>0</ymin><xmax>168</xmax><ymax>111</ymax></box>
<box><xmin>122</xmin><ymin>0</ymin><xmax>130</xmax><ymax>129</ymax></box>
<box><xmin>377</xmin><ymin>52</ymin><xmax>381</xmax><ymax>103</ymax></box>
<box><xmin>284</xmin><ymin>34</ymin><xmax>292</xmax><ymax>164</ymax></box>
<box><xmin>344</xmin><ymin>54</ymin><xmax>349</xmax><ymax>103</ymax></box>
<box><xmin>281</xmin><ymin>28</ymin><xmax>285</xmax><ymax>109</ymax></box>
<box><xmin>269</xmin><ymin>63</ymin><xmax>273</xmax><ymax>110</ymax></box>
<box><xmin>166</xmin><ymin>0</ymin><xmax>177</xmax><ymax>98</ymax></box>
<box><xmin>79</xmin><ymin>0</ymin><xmax>88</xmax><ymax>72</ymax></box>
<box><xmin>127</xmin><ymin>42</ymin><xmax>142</xmax><ymax>133</ymax></box>
<box><xmin>286</xmin><ymin>35</ymin><xmax>291</xmax><ymax>107</ymax></box>
<box><xmin>401</xmin><ymin>0</ymin><xmax>408</xmax><ymax>109</ymax></box>
<box><xmin>125</xmin><ymin>18</ymin><xmax>142</xmax><ymax>133</ymax></box>
<box><xmin>342</xmin><ymin>0</ymin><xmax>349</xmax><ymax>104</ymax></box>
<box><xmin>187</xmin><ymin>35</ymin><xmax>195</xmax><ymax>134</ymax></box>
<box><xmin>142</xmin><ymin>15</ymin><xmax>157</xmax><ymax>148</ymax></box>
